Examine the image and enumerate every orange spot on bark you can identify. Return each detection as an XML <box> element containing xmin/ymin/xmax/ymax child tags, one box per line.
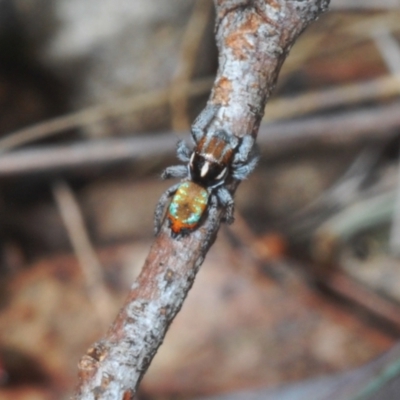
<box><xmin>240</xmin><ymin>13</ymin><xmax>261</xmax><ymax>32</ymax></box>
<box><xmin>123</xmin><ymin>390</ymin><xmax>134</xmax><ymax>400</ymax></box>
<box><xmin>224</xmin><ymin>14</ymin><xmax>261</xmax><ymax>60</ymax></box>
<box><xmin>214</xmin><ymin>77</ymin><xmax>232</xmax><ymax>105</ymax></box>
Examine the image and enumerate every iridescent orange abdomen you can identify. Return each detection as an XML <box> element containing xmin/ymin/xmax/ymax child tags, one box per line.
<box><xmin>167</xmin><ymin>181</ymin><xmax>209</xmax><ymax>235</ymax></box>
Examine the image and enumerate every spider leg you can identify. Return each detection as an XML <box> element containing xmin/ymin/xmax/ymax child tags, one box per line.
<box><xmin>207</xmin><ymin>193</ymin><xmax>219</xmax><ymax>227</ymax></box>
<box><xmin>161</xmin><ymin>165</ymin><xmax>188</xmax><ymax>180</ymax></box>
<box><xmin>176</xmin><ymin>140</ymin><xmax>192</xmax><ymax>163</ymax></box>
<box><xmin>232</xmin><ymin>152</ymin><xmax>259</xmax><ymax>181</ymax></box>
<box><xmin>191</xmin><ymin>104</ymin><xmax>221</xmax><ymax>143</ymax></box>
<box><xmin>213</xmin><ymin>129</ymin><xmax>239</xmax><ymax>151</ymax></box>
<box><xmin>232</xmin><ymin>135</ymin><xmax>255</xmax><ymax>164</ymax></box>
<box><xmin>201</xmin><ymin>194</ymin><xmax>219</xmax><ymax>252</ymax></box>
<box><xmin>154</xmin><ymin>183</ymin><xmax>181</xmax><ymax>235</ymax></box>
<box><xmin>215</xmin><ymin>186</ymin><xmax>235</xmax><ymax>224</ymax></box>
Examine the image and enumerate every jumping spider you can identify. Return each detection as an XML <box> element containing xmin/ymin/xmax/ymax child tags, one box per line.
<box><xmin>154</xmin><ymin>104</ymin><xmax>259</xmax><ymax>237</ymax></box>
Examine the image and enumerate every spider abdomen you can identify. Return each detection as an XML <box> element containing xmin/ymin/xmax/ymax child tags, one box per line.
<box><xmin>167</xmin><ymin>181</ymin><xmax>209</xmax><ymax>235</ymax></box>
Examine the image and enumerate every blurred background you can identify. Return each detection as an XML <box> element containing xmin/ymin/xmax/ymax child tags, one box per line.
<box><xmin>1</xmin><ymin>0</ymin><xmax>400</xmax><ymax>399</ymax></box>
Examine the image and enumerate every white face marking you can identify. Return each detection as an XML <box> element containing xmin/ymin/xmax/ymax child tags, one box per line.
<box><xmin>200</xmin><ymin>162</ymin><xmax>210</xmax><ymax>177</ymax></box>
<box><xmin>215</xmin><ymin>167</ymin><xmax>227</xmax><ymax>181</ymax></box>
<box><xmin>190</xmin><ymin>152</ymin><xmax>195</xmax><ymax>168</ymax></box>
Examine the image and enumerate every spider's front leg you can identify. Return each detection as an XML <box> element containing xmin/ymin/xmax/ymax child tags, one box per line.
<box><xmin>231</xmin><ymin>152</ymin><xmax>259</xmax><ymax>181</ymax></box>
<box><xmin>232</xmin><ymin>135</ymin><xmax>255</xmax><ymax>165</ymax></box>
<box><xmin>161</xmin><ymin>165</ymin><xmax>188</xmax><ymax>180</ymax></box>
<box><xmin>154</xmin><ymin>183</ymin><xmax>181</xmax><ymax>234</ymax></box>
<box><xmin>215</xmin><ymin>186</ymin><xmax>235</xmax><ymax>224</ymax></box>
<box><xmin>191</xmin><ymin>104</ymin><xmax>221</xmax><ymax>143</ymax></box>
<box><xmin>231</xmin><ymin>135</ymin><xmax>259</xmax><ymax>181</ymax></box>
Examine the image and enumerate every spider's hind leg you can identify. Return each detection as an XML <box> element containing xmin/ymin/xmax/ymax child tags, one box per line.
<box><xmin>154</xmin><ymin>183</ymin><xmax>180</xmax><ymax>235</ymax></box>
<box><xmin>201</xmin><ymin>194</ymin><xmax>219</xmax><ymax>251</ymax></box>
<box><xmin>215</xmin><ymin>186</ymin><xmax>235</xmax><ymax>224</ymax></box>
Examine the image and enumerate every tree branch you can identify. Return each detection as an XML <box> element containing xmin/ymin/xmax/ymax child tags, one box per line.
<box><xmin>73</xmin><ymin>1</ymin><xmax>330</xmax><ymax>399</ymax></box>
<box><xmin>211</xmin><ymin>0</ymin><xmax>330</xmax><ymax>138</ymax></box>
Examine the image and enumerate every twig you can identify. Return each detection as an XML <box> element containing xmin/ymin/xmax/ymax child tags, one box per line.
<box><xmin>0</xmin><ymin>134</ymin><xmax>177</xmax><ymax>176</ymax></box>
<box><xmin>390</xmin><ymin>143</ymin><xmax>400</xmax><ymax>257</ymax></box>
<box><xmin>196</xmin><ymin>343</ymin><xmax>400</xmax><ymax>400</ymax></box>
<box><xmin>1</xmin><ymin>100</ymin><xmax>400</xmax><ymax>177</ymax></box>
<box><xmin>344</xmin><ymin>13</ymin><xmax>400</xmax><ymax>37</ymax></box>
<box><xmin>2</xmin><ymin>62</ymin><xmax>399</xmax><ymax>159</ymax></box>
<box><xmin>264</xmin><ymin>74</ymin><xmax>400</xmax><ymax>122</ymax></box>
<box><xmin>372</xmin><ymin>31</ymin><xmax>400</xmax><ymax>258</ymax></box>
<box><xmin>259</xmin><ymin>100</ymin><xmax>400</xmax><ymax>153</ymax></box>
<box><xmin>291</xmin><ymin>144</ymin><xmax>385</xmax><ymax>229</ymax></box>
<box><xmin>313</xmin><ymin>191</ymin><xmax>396</xmax><ymax>264</ymax></box>
<box><xmin>371</xmin><ymin>29</ymin><xmax>400</xmax><ymax>256</ymax></box>
<box><xmin>0</xmin><ymin>76</ymin><xmax>214</xmax><ymax>153</ymax></box>
<box><xmin>372</xmin><ymin>28</ymin><xmax>400</xmax><ymax>75</ymax></box>
<box><xmin>348</xmin><ymin>344</ymin><xmax>400</xmax><ymax>400</ymax></box>
<box><xmin>323</xmin><ymin>272</ymin><xmax>400</xmax><ymax>333</ymax></box>
<box><xmin>52</xmin><ymin>181</ymin><xmax>115</xmax><ymax>328</ymax></box>
<box><xmin>210</xmin><ymin>0</ymin><xmax>326</xmax><ymax>138</ymax></box>
<box><xmin>169</xmin><ymin>0</ymin><xmax>214</xmax><ymax>131</ymax></box>
<box><xmin>73</xmin><ymin>1</ymin><xmax>330</xmax><ymax>398</ymax></box>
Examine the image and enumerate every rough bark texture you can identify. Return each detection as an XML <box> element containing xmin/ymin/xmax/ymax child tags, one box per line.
<box><xmin>73</xmin><ymin>1</ymin><xmax>330</xmax><ymax>399</ymax></box>
<box><xmin>210</xmin><ymin>0</ymin><xmax>330</xmax><ymax>138</ymax></box>
<box><xmin>74</xmin><ymin>228</ymin><xmax>209</xmax><ymax>400</ymax></box>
